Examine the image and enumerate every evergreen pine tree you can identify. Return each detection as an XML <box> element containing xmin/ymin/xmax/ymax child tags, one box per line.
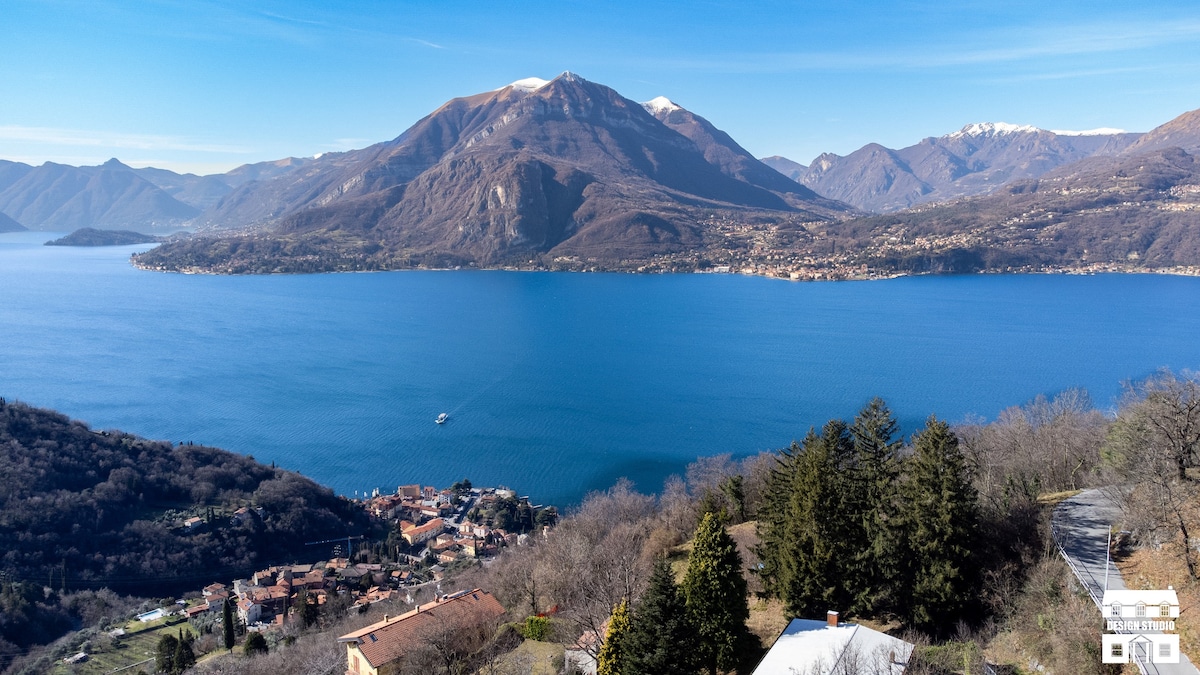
<box><xmin>720</xmin><ymin>474</ymin><xmax>747</xmax><ymax>523</ymax></box>
<box><xmin>154</xmin><ymin>633</ymin><xmax>178</xmax><ymax>674</ymax></box>
<box><xmin>683</xmin><ymin>512</ymin><xmax>752</xmax><ymax>675</ymax></box>
<box><xmin>848</xmin><ymin>398</ymin><xmax>904</xmax><ymax>616</ymax></box>
<box><xmin>172</xmin><ymin>636</ymin><xmax>196</xmax><ymax>674</ymax></box>
<box><xmin>902</xmin><ymin>416</ymin><xmax>980</xmax><ymax>635</ymax></box>
<box><xmin>774</xmin><ymin>422</ymin><xmax>857</xmax><ymax>619</ymax></box>
<box><xmin>753</xmin><ymin>440</ymin><xmax>801</xmax><ymax>600</ymax></box>
<box><xmin>298</xmin><ymin>588</ymin><xmax>320</xmax><ymax>628</ymax></box>
<box><xmin>624</xmin><ymin>559</ymin><xmax>699</xmax><ymax>675</ymax></box>
<box><xmin>243</xmin><ymin>631</ymin><xmax>268</xmax><ymax>657</ymax></box>
<box><xmin>597</xmin><ymin>600</ymin><xmax>630</xmax><ymax>675</ymax></box>
<box><xmin>222</xmin><ymin>597</ymin><xmax>235</xmax><ymax>651</ymax></box>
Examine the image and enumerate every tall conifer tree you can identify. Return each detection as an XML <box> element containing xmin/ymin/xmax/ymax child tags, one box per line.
<box><xmin>903</xmin><ymin>416</ymin><xmax>980</xmax><ymax>634</ymax></box>
<box><xmin>624</xmin><ymin>560</ymin><xmax>698</xmax><ymax>675</ymax></box>
<box><xmin>779</xmin><ymin>421</ymin><xmax>857</xmax><ymax>618</ymax></box>
<box><xmin>683</xmin><ymin>512</ymin><xmax>752</xmax><ymax>675</ymax></box>
<box><xmin>754</xmin><ymin>441</ymin><xmax>801</xmax><ymax>600</ymax></box>
<box><xmin>222</xmin><ymin>597</ymin><xmax>235</xmax><ymax>652</ymax></box>
<box><xmin>173</xmin><ymin>636</ymin><xmax>196</xmax><ymax>674</ymax></box>
<box><xmin>155</xmin><ymin>633</ymin><xmax>178</xmax><ymax>674</ymax></box>
<box><xmin>848</xmin><ymin>398</ymin><xmax>904</xmax><ymax>616</ymax></box>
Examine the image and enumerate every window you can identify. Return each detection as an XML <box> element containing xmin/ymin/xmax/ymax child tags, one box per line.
<box><xmin>1161</xmin><ymin>603</ymin><xmax>1171</xmax><ymax>617</ymax></box>
<box><xmin>1160</xmin><ymin>642</ymin><xmax>1173</xmax><ymax>658</ymax></box>
<box><xmin>1111</xmin><ymin>602</ymin><xmax>1122</xmax><ymax>617</ymax></box>
<box><xmin>1112</xmin><ymin>643</ymin><xmax>1124</xmax><ymax>659</ymax></box>
<box><xmin>1136</xmin><ymin>603</ymin><xmax>1146</xmax><ymax>617</ymax></box>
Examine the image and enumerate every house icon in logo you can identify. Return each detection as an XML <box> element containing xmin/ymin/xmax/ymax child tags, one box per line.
<box><xmin>1101</xmin><ymin>588</ymin><xmax>1181</xmax><ymax>664</ymax></box>
<box><xmin>1103</xmin><ymin>633</ymin><xmax>1180</xmax><ymax>665</ymax></box>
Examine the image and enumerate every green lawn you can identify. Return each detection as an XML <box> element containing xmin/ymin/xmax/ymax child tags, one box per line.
<box><xmin>50</xmin><ymin>615</ymin><xmax>195</xmax><ymax>674</ymax></box>
<box><xmin>479</xmin><ymin>639</ymin><xmax>564</xmax><ymax>675</ymax></box>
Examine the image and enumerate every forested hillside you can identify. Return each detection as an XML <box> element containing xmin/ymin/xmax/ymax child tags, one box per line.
<box><xmin>0</xmin><ymin>399</ymin><xmax>369</xmax><ymax>595</ymax></box>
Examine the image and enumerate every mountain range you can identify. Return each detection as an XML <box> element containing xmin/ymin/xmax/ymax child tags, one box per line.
<box><xmin>0</xmin><ymin>156</ymin><xmax>321</xmax><ymax>233</ymax></box>
<box><xmin>134</xmin><ymin>73</ymin><xmax>850</xmax><ymax>272</ymax></box>
<box><xmin>768</xmin><ymin>124</ymin><xmax>1143</xmax><ymax>213</ymax></box>
<box><xmin>829</xmin><ymin>144</ymin><xmax>1200</xmax><ymax>274</ymax></box>
<box><xmin>4</xmin><ymin>73</ymin><xmax>1199</xmax><ymax>276</ymax></box>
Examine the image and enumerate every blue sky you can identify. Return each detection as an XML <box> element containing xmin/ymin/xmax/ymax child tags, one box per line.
<box><xmin>2</xmin><ymin>0</ymin><xmax>1198</xmax><ymax>174</ymax></box>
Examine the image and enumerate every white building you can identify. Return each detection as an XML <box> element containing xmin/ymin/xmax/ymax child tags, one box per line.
<box><xmin>753</xmin><ymin>612</ymin><xmax>913</xmax><ymax>675</ymax></box>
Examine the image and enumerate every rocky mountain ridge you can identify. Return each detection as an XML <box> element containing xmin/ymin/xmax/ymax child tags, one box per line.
<box><xmin>134</xmin><ymin>73</ymin><xmax>850</xmax><ymax>272</ymax></box>
<box><xmin>775</xmin><ymin>123</ymin><xmax>1143</xmax><ymax>213</ymax></box>
<box><xmin>0</xmin><ymin>156</ymin><xmax>320</xmax><ymax>233</ymax></box>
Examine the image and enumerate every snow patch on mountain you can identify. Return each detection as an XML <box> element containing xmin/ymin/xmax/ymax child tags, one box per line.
<box><xmin>642</xmin><ymin>96</ymin><xmax>681</xmax><ymax>115</ymax></box>
<box><xmin>948</xmin><ymin>122</ymin><xmax>1041</xmax><ymax>139</ymax></box>
<box><xmin>1049</xmin><ymin>127</ymin><xmax>1127</xmax><ymax>136</ymax></box>
<box><xmin>504</xmin><ymin>77</ymin><xmax>550</xmax><ymax>93</ymax></box>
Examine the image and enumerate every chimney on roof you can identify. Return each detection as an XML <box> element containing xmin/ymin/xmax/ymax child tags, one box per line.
<box><xmin>827</xmin><ymin>610</ymin><xmax>839</xmax><ymax>627</ymax></box>
<box><xmin>383</xmin><ymin>614</ymin><xmax>389</xmax><ymax>622</ymax></box>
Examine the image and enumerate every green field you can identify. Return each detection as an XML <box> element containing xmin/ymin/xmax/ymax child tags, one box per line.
<box><xmin>51</xmin><ymin>615</ymin><xmax>194</xmax><ymax>675</ymax></box>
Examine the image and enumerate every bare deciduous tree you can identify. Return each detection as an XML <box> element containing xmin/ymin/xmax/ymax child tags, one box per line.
<box><xmin>1108</xmin><ymin>370</ymin><xmax>1200</xmax><ymax>578</ymax></box>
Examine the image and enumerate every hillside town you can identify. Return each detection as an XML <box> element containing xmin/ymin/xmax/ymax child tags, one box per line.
<box><xmin>154</xmin><ymin>482</ymin><xmax>555</xmax><ymax>637</ymax></box>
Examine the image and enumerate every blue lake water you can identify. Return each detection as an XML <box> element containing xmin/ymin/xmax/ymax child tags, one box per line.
<box><xmin>2</xmin><ymin>230</ymin><xmax>1199</xmax><ymax>506</ymax></box>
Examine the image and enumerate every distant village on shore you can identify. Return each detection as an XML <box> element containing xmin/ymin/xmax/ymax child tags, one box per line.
<box><xmin>157</xmin><ymin>481</ymin><xmax>554</xmax><ymax>634</ymax></box>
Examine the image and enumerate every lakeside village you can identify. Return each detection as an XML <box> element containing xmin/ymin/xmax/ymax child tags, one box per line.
<box><xmin>135</xmin><ymin>481</ymin><xmax>555</xmax><ymax>639</ymax></box>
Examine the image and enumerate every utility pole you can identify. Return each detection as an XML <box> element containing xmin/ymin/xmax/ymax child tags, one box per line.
<box><xmin>1105</xmin><ymin>527</ymin><xmax>1112</xmax><ymax>592</ymax></box>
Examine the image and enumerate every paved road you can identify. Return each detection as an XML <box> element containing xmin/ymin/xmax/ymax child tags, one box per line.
<box><xmin>1054</xmin><ymin>488</ymin><xmax>1200</xmax><ymax>675</ymax></box>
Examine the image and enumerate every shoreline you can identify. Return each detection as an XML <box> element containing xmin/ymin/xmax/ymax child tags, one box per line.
<box><xmin>128</xmin><ymin>254</ymin><xmax>1200</xmax><ymax>282</ymax></box>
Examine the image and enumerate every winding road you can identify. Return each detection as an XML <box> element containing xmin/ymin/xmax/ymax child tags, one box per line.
<box><xmin>1053</xmin><ymin>488</ymin><xmax>1199</xmax><ymax>675</ymax></box>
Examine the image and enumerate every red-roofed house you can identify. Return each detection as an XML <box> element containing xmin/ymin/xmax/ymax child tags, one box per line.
<box><xmin>401</xmin><ymin>518</ymin><xmax>445</xmax><ymax>546</ymax></box>
<box><xmin>338</xmin><ymin>589</ymin><xmax>505</xmax><ymax>675</ymax></box>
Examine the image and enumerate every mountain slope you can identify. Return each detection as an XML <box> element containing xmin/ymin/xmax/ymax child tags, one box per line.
<box><xmin>0</xmin><ymin>159</ymin><xmax>198</xmax><ymax>232</ymax></box>
<box><xmin>0</xmin><ymin>211</ymin><xmax>25</xmax><ymax>232</ymax></box>
<box><xmin>139</xmin><ymin>73</ymin><xmax>850</xmax><ymax>272</ymax></box>
<box><xmin>641</xmin><ymin>96</ymin><xmax>831</xmax><ymax>205</ymax></box>
<box><xmin>134</xmin><ymin>166</ymin><xmax>236</xmax><ymax>210</ymax></box>
<box><xmin>1122</xmin><ymin>108</ymin><xmax>1200</xmax><ymax>155</ymax></box>
<box><xmin>760</xmin><ymin>156</ymin><xmax>806</xmax><ymax>181</ymax></box>
<box><xmin>795</xmin><ymin>123</ymin><xmax>1142</xmax><ymax>213</ymax></box>
<box><xmin>0</xmin><ymin>398</ymin><xmax>370</xmax><ymax>595</ymax></box>
<box><xmin>829</xmin><ymin>146</ymin><xmax>1200</xmax><ymax>272</ymax></box>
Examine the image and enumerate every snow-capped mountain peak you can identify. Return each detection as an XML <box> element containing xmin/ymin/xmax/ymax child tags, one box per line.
<box><xmin>1049</xmin><ymin>127</ymin><xmax>1128</xmax><ymax>136</ymax></box>
<box><xmin>642</xmin><ymin>96</ymin><xmax>681</xmax><ymax>115</ymax></box>
<box><xmin>948</xmin><ymin>122</ymin><xmax>1041</xmax><ymax>139</ymax></box>
<box><xmin>503</xmin><ymin>77</ymin><xmax>550</xmax><ymax>93</ymax></box>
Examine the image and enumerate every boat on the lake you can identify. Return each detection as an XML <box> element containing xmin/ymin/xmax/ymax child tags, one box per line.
<box><xmin>436</xmin><ymin>413</ymin><xmax>448</xmax><ymax>424</ymax></box>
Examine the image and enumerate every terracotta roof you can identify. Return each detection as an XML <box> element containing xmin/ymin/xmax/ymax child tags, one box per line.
<box><xmin>338</xmin><ymin>589</ymin><xmax>505</xmax><ymax>668</ymax></box>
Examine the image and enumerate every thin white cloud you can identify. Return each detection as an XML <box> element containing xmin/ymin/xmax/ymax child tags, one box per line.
<box><xmin>979</xmin><ymin>65</ymin><xmax>1154</xmax><ymax>84</ymax></box>
<box><xmin>325</xmin><ymin>138</ymin><xmax>372</xmax><ymax>150</ymax></box>
<box><xmin>0</xmin><ymin>125</ymin><xmax>251</xmax><ymax>154</ymax></box>
<box><xmin>641</xmin><ymin>17</ymin><xmax>1200</xmax><ymax>73</ymax></box>
<box><xmin>405</xmin><ymin>37</ymin><xmax>445</xmax><ymax>50</ymax></box>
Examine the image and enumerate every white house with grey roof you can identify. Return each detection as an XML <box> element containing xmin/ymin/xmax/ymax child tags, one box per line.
<box><xmin>752</xmin><ymin>611</ymin><xmax>914</xmax><ymax>675</ymax></box>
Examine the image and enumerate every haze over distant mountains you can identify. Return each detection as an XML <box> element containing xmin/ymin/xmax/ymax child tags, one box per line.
<box><xmin>0</xmin><ymin>156</ymin><xmax>317</xmax><ymax>233</ymax></box>
<box><xmin>0</xmin><ymin>210</ymin><xmax>25</xmax><ymax>233</ymax></box>
<box><xmin>766</xmin><ymin>124</ymin><xmax>1144</xmax><ymax>213</ymax></box>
